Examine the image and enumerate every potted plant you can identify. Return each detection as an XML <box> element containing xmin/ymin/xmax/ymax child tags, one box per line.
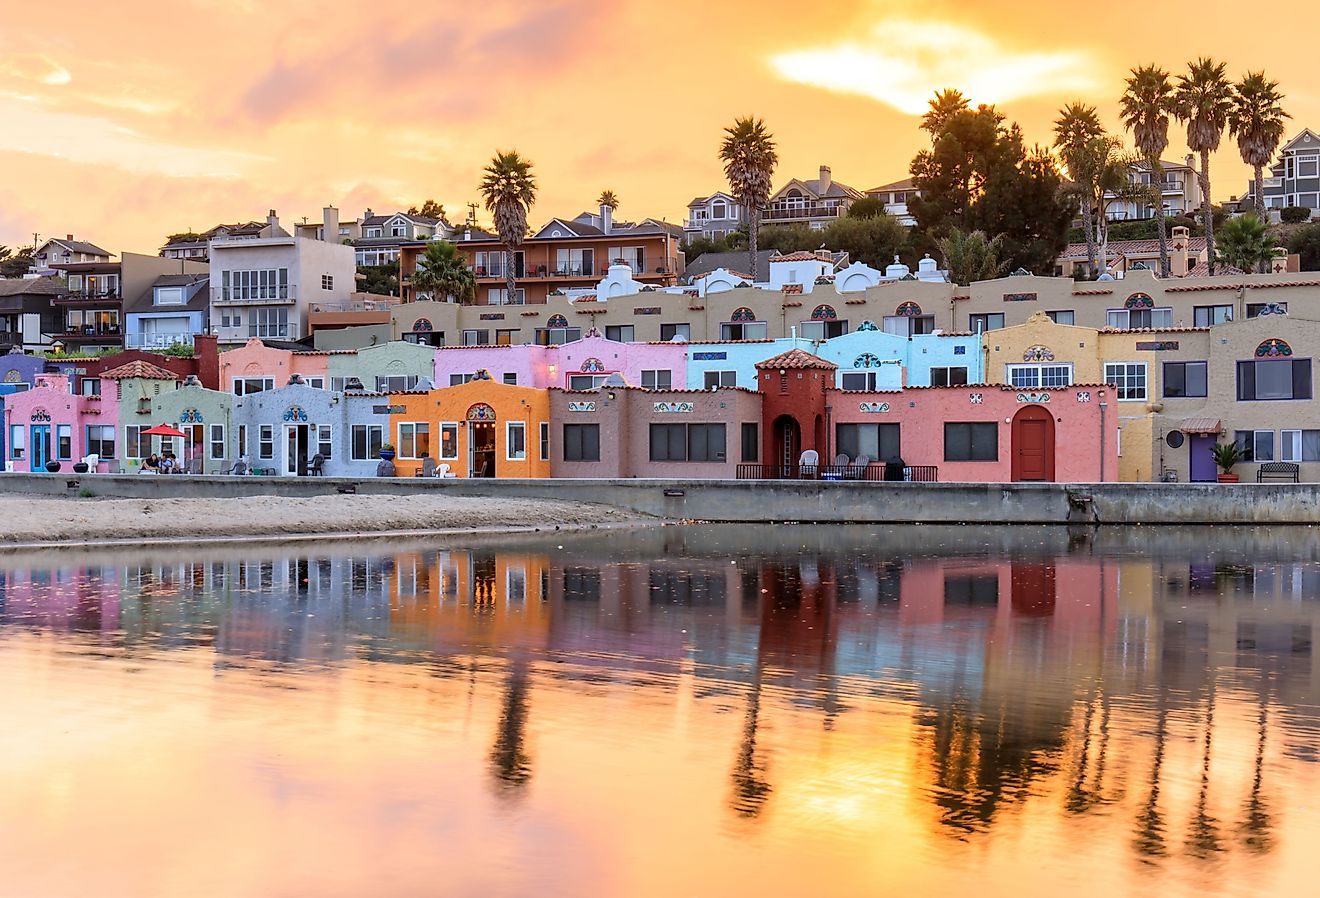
<box><xmin>72</xmin><ymin>460</ymin><xmax>89</xmax><ymax>474</ymax></box>
<box><xmin>379</xmin><ymin>442</ymin><xmax>396</xmax><ymax>461</ymax></box>
<box><xmin>44</xmin><ymin>459</ymin><xmax>61</xmax><ymax>473</ymax></box>
<box><xmin>1211</xmin><ymin>441</ymin><xmax>1243</xmax><ymax>483</ymax></box>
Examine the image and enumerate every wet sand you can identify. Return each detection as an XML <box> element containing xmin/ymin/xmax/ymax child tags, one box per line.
<box><xmin>1</xmin><ymin>494</ymin><xmax>651</xmax><ymax>547</ymax></box>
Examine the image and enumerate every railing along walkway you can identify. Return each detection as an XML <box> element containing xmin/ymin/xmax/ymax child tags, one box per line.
<box><xmin>736</xmin><ymin>464</ymin><xmax>938</xmax><ymax>482</ymax></box>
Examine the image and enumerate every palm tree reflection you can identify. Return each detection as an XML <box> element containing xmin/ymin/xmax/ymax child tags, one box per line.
<box><xmin>1185</xmin><ymin>680</ymin><xmax>1222</xmax><ymax>858</ymax></box>
<box><xmin>490</xmin><ymin>657</ymin><xmax>533</xmax><ymax>795</ymax></box>
<box><xmin>730</xmin><ymin>672</ymin><xmax>772</xmax><ymax>818</ymax></box>
<box><xmin>1239</xmin><ymin>676</ymin><xmax>1273</xmax><ymax>853</ymax></box>
<box><xmin>1134</xmin><ymin>678</ymin><xmax>1170</xmax><ymax>859</ymax></box>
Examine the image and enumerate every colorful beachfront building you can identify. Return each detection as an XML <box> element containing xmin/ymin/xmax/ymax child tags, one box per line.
<box><xmin>3</xmin><ymin>373</ymin><xmax>115</xmax><ymax>472</ymax></box>
<box><xmin>1</xmin><ymin>349</ymin><xmax>47</xmax><ymax>463</ymax></box>
<box><xmin>388</xmin><ymin>376</ymin><xmax>551</xmax><ymax>478</ymax></box>
<box><xmin>326</xmin><ymin>340</ymin><xmax>436</xmax><ymax>393</ymax></box>
<box><xmin>430</xmin><ymin>334</ymin><xmax>687</xmax><ymax>392</ymax></box>
<box><xmin>217</xmin><ymin>338</ymin><xmax>332</xmax><ymax>394</ymax></box>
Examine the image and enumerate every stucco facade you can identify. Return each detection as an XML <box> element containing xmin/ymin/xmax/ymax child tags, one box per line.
<box><xmin>326</xmin><ymin>340</ymin><xmax>436</xmax><ymax>393</ymax></box>
<box><xmin>218</xmin><ymin>339</ymin><xmax>331</xmax><ymax>393</ymax></box>
<box><xmin>3</xmin><ymin>374</ymin><xmax>113</xmax><ymax>472</ymax></box>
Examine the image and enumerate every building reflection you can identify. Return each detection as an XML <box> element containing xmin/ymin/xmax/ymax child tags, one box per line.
<box><xmin>1</xmin><ymin>525</ymin><xmax>1318</xmax><ymax>860</ymax></box>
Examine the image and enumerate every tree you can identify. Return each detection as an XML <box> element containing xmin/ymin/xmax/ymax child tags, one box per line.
<box><xmin>821</xmin><ymin>214</ymin><xmax>910</xmax><ymax>269</ymax></box>
<box><xmin>1216</xmin><ymin>214</ymin><xmax>1276</xmax><ymax>272</ymax></box>
<box><xmin>163</xmin><ymin>231</ymin><xmax>205</xmax><ymax>246</ymax></box>
<box><xmin>938</xmin><ymin>229</ymin><xmax>1007</xmax><ymax>285</ymax></box>
<box><xmin>719</xmin><ymin>116</ymin><xmax>778</xmax><ymax>282</ymax></box>
<box><xmin>407</xmin><ymin>199</ymin><xmax>446</xmax><ymax>221</ymax></box>
<box><xmin>357</xmin><ymin>261</ymin><xmax>399</xmax><ymax>296</ymax></box>
<box><xmin>755</xmin><ymin>223</ymin><xmax>818</xmax><ymax>254</ymax></box>
<box><xmin>1285</xmin><ymin>223</ymin><xmax>1320</xmax><ymax>271</ymax></box>
<box><xmin>1228</xmin><ymin>71</ymin><xmax>1289</xmax><ymax>246</ymax></box>
<box><xmin>596</xmin><ymin>190</ymin><xmax>618</xmax><ymax>210</ymax></box>
<box><xmin>1175</xmin><ymin>58</ymin><xmax>1233</xmax><ymax>275</ymax></box>
<box><xmin>846</xmin><ymin>196</ymin><xmax>886</xmax><ymax>219</ymax></box>
<box><xmin>478</xmin><ymin>150</ymin><xmax>537</xmax><ymax>304</ymax></box>
<box><xmin>921</xmin><ymin>88</ymin><xmax>970</xmax><ymax>136</ymax></box>
<box><xmin>409</xmin><ymin>240</ymin><xmax>476</xmax><ymax>303</ymax></box>
<box><xmin>1121</xmin><ymin>65</ymin><xmax>1177</xmax><ymax>275</ymax></box>
<box><xmin>0</xmin><ymin>246</ymin><xmax>33</xmax><ymax>278</ymax></box>
<box><xmin>1053</xmin><ymin>102</ymin><xmax>1106</xmax><ymax>276</ymax></box>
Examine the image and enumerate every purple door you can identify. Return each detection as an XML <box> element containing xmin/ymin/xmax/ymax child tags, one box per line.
<box><xmin>1189</xmin><ymin>434</ymin><xmax>1216</xmax><ymax>482</ymax></box>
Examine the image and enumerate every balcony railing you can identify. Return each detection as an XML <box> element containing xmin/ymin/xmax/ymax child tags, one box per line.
<box><xmin>308</xmin><ymin>297</ymin><xmax>400</xmax><ymax>313</ymax></box>
<box><xmin>125</xmin><ymin>333</ymin><xmax>194</xmax><ymax>350</ymax></box>
<box><xmin>760</xmin><ymin>203</ymin><xmax>845</xmax><ymax>222</ymax></box>
<box><xmin>58</xmin><ymin>328</ymin><xmax>123</xmax><ymax>342</ymax></box>
<box><xmin>469</xmin><ymin>258</ymin><xmax>681</xmax><ymax>280</ymax></box>
<box><xmin>54</xmin><ymin>290</ymin><xmax>121</xmax><ymax>305</ymax></box>
<box><xmin>735</xmin><ymin>463</ymin><xmax>939</xmax><ymax>482</ymax></box>
<box><xmin>212</xmin><ymin>285</ymin><xmax>297</xmax><ymax>306</ymax></box>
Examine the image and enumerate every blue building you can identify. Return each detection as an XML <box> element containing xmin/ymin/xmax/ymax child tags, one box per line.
<box><xmin>124</xmin><ymin>273</ymin><xmax>209</xmax><ymax>351</ymax></box>
<box><xmin>0</xmin><ymin>348</ymin><xmax>48</xmax><ymax>467</ymax></box>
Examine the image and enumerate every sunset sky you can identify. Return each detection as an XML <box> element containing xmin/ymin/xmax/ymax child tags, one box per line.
<box><xmin>2</xmin><ymin>0</ymin><xmax>1316</xmax><ymax>255</ymax></box>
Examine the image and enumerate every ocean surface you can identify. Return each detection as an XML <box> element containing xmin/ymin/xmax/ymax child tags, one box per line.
<box><xmin>1</xmin><ymin>524</ymin><xmax>1317</xmax><ymax>897</ymax></box>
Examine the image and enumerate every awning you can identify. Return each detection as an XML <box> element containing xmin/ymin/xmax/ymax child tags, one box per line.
<box><xmin>1178</xmin><ymin>418</ymin><xmax>1222</xmax><ymax>434</ymax></box>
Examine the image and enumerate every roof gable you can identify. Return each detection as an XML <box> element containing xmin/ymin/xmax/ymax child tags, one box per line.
<box><xmin>755</xmin><ymin>348</ymin><xmax>837</xmax><ymax>371</ymax></box>
<box><xmin>1282</xmin><ymin>129</ymin><xmax>1320</xmax><ymax>153</ymax></box>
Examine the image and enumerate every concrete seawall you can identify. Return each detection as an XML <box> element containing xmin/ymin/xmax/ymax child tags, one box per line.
<box><xmin>5</xmin><ymin>473</ymin><xmax>1320</xmax><ymax>525</ymax></box>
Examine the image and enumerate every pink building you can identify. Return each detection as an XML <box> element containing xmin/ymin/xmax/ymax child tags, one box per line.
<box><xmin>217</xmin><ymin>338</ymin><xmax>330</xmax><ymax>394</ymax></box>
<box><xmin>3</xmin><ymin>373</ymin><xmax>116</xmax><ymax>472</ymax></box>
<box><xmin>434</xmin><ymin>343</ymin><xmax>554</xmax><ymax>388</ymax></box>
<box><xmin>433</xmin><ymin>335</ymin><xmax>689</xmax><ymax>391</ymax></box>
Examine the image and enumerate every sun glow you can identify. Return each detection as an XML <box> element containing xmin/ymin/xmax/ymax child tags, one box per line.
<box><xmin>771</xmin><ymin>19</ymin><xmax>1101</xmax><ymax>115</ymax></box>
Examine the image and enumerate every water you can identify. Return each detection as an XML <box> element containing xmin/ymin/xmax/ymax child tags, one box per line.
<box><xmin>1</xmin><ymin>524</ymin><xmax>1318</xmax><ymax>897</ymax></box>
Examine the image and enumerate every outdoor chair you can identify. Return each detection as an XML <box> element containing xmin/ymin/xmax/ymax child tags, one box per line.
<box><xmin>222</xmin><ymin>460</ymin><xmax>248</xmax><ymax>475</ymax></box>
<box><xmin>436</xmin><ymin>463</ymin><xmax>457</xmax><ymax>478</ymax></box>
<box><xmin>418</xmin><ymin>457</ymin><xmax>437</xmax><ymax>477</ymax></box>
<box><xmin>1257</xmin><ymin>462</ymin><xmax>1299</xmax><ymax>483</ymax></box>
<box><xmin>798</xmin><ymin>449</ymin><xmax>819</xmax><ymax>480</ymax></box>
<box><xmin>848</xmin><ymin>454</ymin><xmax>871</xmax><ymax>479</ymax></box>
<box><xmin>833</xmin><ymin>453</ymin><xmax>850</xmax><ymax>467</ymax></box>
<box><xmin>309</xmin><ymin>453</ymin><xmax>325</xmax><ymax>476</ymax></box>
<box><xmin>80</xmin><ymin>453</ymin><xmax>99</xmax><ymax>472</ymax></box>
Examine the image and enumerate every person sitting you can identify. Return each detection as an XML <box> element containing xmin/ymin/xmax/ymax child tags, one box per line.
<box><xmin>419</xmin><ymin>456</ymin><xmax>437</xmax><ymax>478</ymax></box>
<box><xmin>159</xmin><ymin>453</ymin><xmax>176</xmax><ymax>474</ymax></box>
<box><xmin>375</xmin><ymin>456</ymin><xmax>396</xmax><ymax>477</ymax></box>
<box><xmin>142</xmin><ymin>452</ymin><xmax>161</xmax><ymax>474</ymax></box>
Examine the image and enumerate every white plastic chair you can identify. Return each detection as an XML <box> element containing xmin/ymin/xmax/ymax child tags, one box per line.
<box><xmin>436</xmin><ymin>462</ymin><xmax>457</xmax><ymax>478</ymax></box>
<box><xmin>81</xmin><ymin>453</ymin><xmax>100</xmax><ymax>472</ymax></box>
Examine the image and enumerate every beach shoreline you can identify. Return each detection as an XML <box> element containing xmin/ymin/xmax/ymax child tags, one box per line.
<box><xmin>3</xmin><ymin>494</ymin><xmax>656</xmax><ymax>550</ymax></box>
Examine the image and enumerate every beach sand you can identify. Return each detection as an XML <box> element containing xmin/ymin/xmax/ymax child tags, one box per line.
<box><xmin>0</xmin><ymin>494</ymin><xmax>649</xmax><ymax>546</ymax></box>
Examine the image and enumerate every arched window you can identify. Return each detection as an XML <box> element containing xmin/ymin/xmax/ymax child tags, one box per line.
<box><xmin>1124</xmin><ymin>292</ymin><xmax>1154</xmax><ymax>309</ymax></box>
<box><xmin>547</xmin><ymin>314</ymin><xmax>569</xmax><ymax>328</ymax></box>
<box><xmin>467</xmin><ymin>403</ymin><xmax>497</xmax><ymax>421</ymax></box>
<box><xmin>731</xmin><ymin>307</ymin><xmax>755</xmax><ymax>322</ymax></box>
<box><xmin>811</xmin><ymin>304</ymin><xmax>837</xmax><ymax>321</ymax></box>
<box><xmin>896</xmin><ymin>301</ymin><xmax>922</xmax><ymax>317</ymax></box>
<box><xmin>580</xmin><ymin>357</ymin><xmax>606</xmax><ymax>372</ymax></box>
<box><xmin>1256</xmin><ymin>338</ymin><xmax>1293</xmax><ymax>358</ymax></box>
<box><xmin>853</xmin><ymin>353</ymin><xmax>883</xmax><ymax>369</ymax></box>
<box><xmin>180</xmin><ymin>408</ymin><xmax>204</xmax><ymax>423</ymax></box>
<box><xmin>412</xmin><ymin>317</ymin><xmax>433</xmax><ymax>332</ymax></box>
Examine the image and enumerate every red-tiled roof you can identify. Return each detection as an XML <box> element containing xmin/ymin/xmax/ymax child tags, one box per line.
<box><xmin>772</xmin><ymin>251</ymin><xmax>823</xmax><ymax>262</ymax></box>
<box><xmin>781</xmin><ymin>283</ymin><xmax>804</xmax><ymax>294</ymax></box>
<box><xmin>1058</xmin><ymin>237</ymin><xmax>1207</xmax><ymax>261</ymax></box>
<box><xmin>755</xmin><ymin>348</ymin><xmax>837</xmax><ymax>370</ymax></box>
<box><xmin>100</xmin><ymin>360</ymin><xmax>181</xmax><ymax>381</ymax></box>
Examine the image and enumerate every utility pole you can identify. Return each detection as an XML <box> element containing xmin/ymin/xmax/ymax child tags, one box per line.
<box><xmin>466</xmin><ymin>203</ymin><xmax>478</xmax><ymax>228</ymax></box>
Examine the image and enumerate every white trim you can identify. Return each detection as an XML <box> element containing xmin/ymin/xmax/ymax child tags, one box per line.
<box><xmin>505</xmin><ymin>421</ymin><xmax>527</xmax><ymax>460</ymax></box>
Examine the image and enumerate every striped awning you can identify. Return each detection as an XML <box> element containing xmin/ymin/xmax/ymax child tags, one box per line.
<box><xmin>1179</xmin><ymin>418</ymin><xmax>1222</xmax><ymax>434</ymax></box>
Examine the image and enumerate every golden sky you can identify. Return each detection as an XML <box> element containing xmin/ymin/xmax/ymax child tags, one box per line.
<box><xmin>1</xmin><ymin>0</ymin><xmax>1317</xmax><ymax>255</ymax></box>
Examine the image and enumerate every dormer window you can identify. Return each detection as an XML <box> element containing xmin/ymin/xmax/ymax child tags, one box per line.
<box><xmin>712</xmin><ymin>200</ymin><xmax>727</xmax><ymax>219</ymax></box>
<box><xmin>365</xmin><ymin>227</ymin><xmax>382</xmax><ymax>238</ymax></box>
<box><xmin>391</xmin><ymin>226</ymin><xmax>407</xmax><ymax>237</ymax></box>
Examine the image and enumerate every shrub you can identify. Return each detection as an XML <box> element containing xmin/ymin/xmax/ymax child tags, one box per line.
<box><xmin>1281</xmin><ymin>206</ymin><xmax>1313</xmax><ymax>224</ymax></box>
<box><xmin>78</xmin><ymin>487</ymin><xmax>96</xmax><ymax>498</ymax></box>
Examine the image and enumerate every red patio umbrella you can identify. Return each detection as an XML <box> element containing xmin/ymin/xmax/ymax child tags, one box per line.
<box><xmin>142</xmin><ymin>423</ymin><xmax>188</xmax><ymax>470</ymax></box>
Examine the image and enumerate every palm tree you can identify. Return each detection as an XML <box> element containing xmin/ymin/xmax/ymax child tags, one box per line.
<box><xmin>409</xmin><ymin>240</ymin><xmax>476</xmax><ymax>303</ymax></box>
<box><xmin>596</xmin><ymin>189</ymin><xmax>618</xmax><ymax>211</ymax></box>
<box><xmin>1229</xmin><ymin>71</ymin><xmax>1289</xmax><ymax>239</ymax></box>
<box><xmin>937</xmin><ymin>228</ymin><xmax>1007</xmax><ymax>285</ymax></box>
<box><xmin>478</xmin><ymin>150</ymin><xmax>537</xmax><ymax>304</ymax></box>
<box><xmin>719</xmin><ymin>116</ymin><xmax>778</xmax><ymax>282</ymax></box>
<box><xmin>922</xmin><ymin>88</ymin><xmax>970</xmax><ymax>135</ymax></box>
<box><xmin>1215</xmin><ymin>213</ymin><xmax>1276</xmax><ymax>272</ymax></box>
<box><xmin>1175</xmin><ymin>58</ymin><xmax>1233</xmax><ymax>275</ymax></box>
<box><xmin>1054</xmin><ymin>103</ymin><xmax>1106</xmax><ymax>276</ymax></box>
<box><xmin>1121</xmin><ymin>65</ymin><xmax>1177</xmax><ymax>276</ymax></box>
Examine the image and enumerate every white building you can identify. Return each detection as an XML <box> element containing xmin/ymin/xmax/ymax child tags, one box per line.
<box><xmin>208</xmin><ymin>210</ymin><xmax>356</xmax><ymax>345</ymax></box>
<box><xmin>683</xmin><ymin>191</ymin><xmax>746</xmax><ymax>241</ymax></box>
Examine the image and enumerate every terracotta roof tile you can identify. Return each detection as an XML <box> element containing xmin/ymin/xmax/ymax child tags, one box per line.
<box><xmin>100</xmin><ymin>360</ymin><xmax>181</xmax><ymax>381</ymax></box>
<box><xmin>755</xmin><ymin>347</ymin><xmax>837</xmax><ymax>370</ymax></box>
<box><xmin>772</xmin><ymin>252</ymin><xmax>823</xmax><ymax>262</ymax></box>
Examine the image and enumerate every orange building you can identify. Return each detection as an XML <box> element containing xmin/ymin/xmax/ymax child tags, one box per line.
<box><xmin>387</xmin><ymin>374</ymin><xmax>551</xmax><ymax>478</ymax></box>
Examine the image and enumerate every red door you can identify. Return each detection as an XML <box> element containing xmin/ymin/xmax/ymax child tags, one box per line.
<box><xmin>1011</xmin><ymin>406</ymin><xmax>1055</xmax><ymax>482</ymax></box>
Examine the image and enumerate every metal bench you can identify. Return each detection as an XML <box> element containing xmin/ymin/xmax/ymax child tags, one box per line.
<box><xmin>1257</xmin><ymin>462</ymin><xmax>1300</xmax><ymax>483</ymax></box>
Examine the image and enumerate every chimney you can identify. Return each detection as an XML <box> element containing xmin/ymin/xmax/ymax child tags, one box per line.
<box><xmin>601</xmin><ymin>202</ymin><xmax>613</xmax><ymax>235</ymax></box>
<box><xmin>819</xmin><ymin>165</ymin><xmax>832</xmax><ymax>194</ymax></box>
<box><xmin>267</xmin><ymin>209</ymin><xmax>279</xmax><ymax>233</ymax></box>
<box><xmin>1170</xmin><ymin>225</ymin><xmax>1190</xmax><ymax>277</ymax></box>
<box><xmin>323</xmin><ymin>205</ymin><xmax>339</xmax><ymax>242</ymax></box>
<box><xmin>66</xmin><ymin>233</ymin><xmax>74</xmax><ymax>241</ymax></box>
<box><xmin>193</xmin><ymin>334</ymin><xmax>220</xmax><ymax>390</ymax></box>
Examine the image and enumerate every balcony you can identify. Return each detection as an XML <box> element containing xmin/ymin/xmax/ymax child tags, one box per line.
<box><xmin>761</xmin><ymin>203</ymin><xmax>845</xmax><ymax>222</ymax></box>
<box><xmin>469</xmin><ymin>257</ymin><xmax>681</xmax><ymax>281</ymax></box>
<box><xmin>125</xmin><ymin>332</ymin><xmax>194</xmax><ymax>350</ymax></box>
<box><xmin>54</xmin><ymin>290</ymin><xmax>121</xmax><ymax>306</ymax></box>
<box><xmin>57</xmin><ymin>327</ymin><xmax>123</xmax><ymax>344</ymax></box>
<box><xmin>211</xmin><ymin>285</ymin><xmax>297</xmax><ymax>306</ymax></box>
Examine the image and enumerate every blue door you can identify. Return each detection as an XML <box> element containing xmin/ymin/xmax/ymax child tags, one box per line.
<box><xmin>1189</xmin><ymin>434</ymin><xmax>1217</xmax><ymax>482</ymax></box>
<box><xmin>30</xmin><ymin>425</ymin><xmax>51</xmax><ymax>470</ymax></box>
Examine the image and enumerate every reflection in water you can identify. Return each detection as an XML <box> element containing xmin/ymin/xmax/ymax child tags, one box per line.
<box><xmin>2</xmin><ymin>525</ymin><xmax>1320</xmax><ymax>897</ymax></box>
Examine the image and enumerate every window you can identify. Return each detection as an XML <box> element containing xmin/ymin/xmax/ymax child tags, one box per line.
<box><xmin>800</xmin><ymin>319</ymin><xmax>848</xmax><ymax>340</ymax></box>
<box><xmin>841</xmin><ymin>371</ymin><xmax>879</xmax><ymax>391</ymax></box>
<box><xmin>321</xmin><ymin>274</ymin><xmax>333</xmax><ymax>291</ymax></box>
<box><xmin>1163</xmin><ymin>361</ymin><xmax>1207</xmax><ymax>398</ymax></box>
<box><xmin>1046</xmin><ymin>310</ymin><xmax>1074</xmax><ymax>325</ymax></box>
<box><xmin>720</xmin><ymin>321</ymin><xmax>768</xmax><ymax>340</ymax></box>
<box><xmin>258</xmin><ymin>425</ymin><xmax>274</xmax><ymax>460</ymax></box>
<box><xmin>249</xmin><ymin>307</ymin><xmax>289</xmax><ymax>338</ymax></box>
<box><xmin>605</xmin><ymin>325</ymin><xmax>635</xmax><ymax>342</ymax></box>
<box><xmin>8</xmin><ymin>425</ymin><xmax>24</xmax><ymax>459</ymax></box>
<box><xmin>741</xmin><ymin>422</ymin><xmax>759</xmax><ymax>462</ymax></box>
<box><xmin>534</xmin><ymin>326</ymin><xmax>581</xmax><ymax>345</ymax></box>
<box><xmin>496</xmin><ymin>329</ymin><xmax>519</xmax><ymax>346</ymax></box>
<box><xmin>148</xmin><ymin>285</ymin><xmax>182</xmax><ymax>304</ymax></box>
<box><xmin>836</xmin><ymin>423</ymin><xmax>901</xmax><ymax>461</ymax></box>
<box><xmin>303</xmin><ymin>377</ymin><xmax>325</xmax><ymax>389</ymax></box>
<box><xmin>317</xmin><ymin>425</ymin><xmax>332</xmax><ymax>459</ymax></box>
<box><xmin>86</xmin><ymin>425</ymin><xmax>115</xmax><ymax>459</ymax></box>
<box><xmin>1193</xmin><ymin>304</ymin><xmax>1233</xmax><ymax>326</ymax></box>
<box><xmin>930</xmin><ymin>366</ymin><xmax>969</xmax><ymax>386</ymax></box>
<box><xmin>440</xmin><ymin>424</ymin><xmax>459</xmax><ymax>459</ymax></box>
<box><xmin>568</xmin><ymin>374</ymin><xmax>609</xmax><ymax>390</ymax></box>
<box><xmin>649</xmin><ymin>423</ymin><xmax>726</xmax><ymax>462</ymax></box>
<box><xmin>882</xmin><ymin>315</ymin><xmax>935</xmax><ymax>337</ymax></box>
<box><xmin>236</xmin><ymin>425</ymin><xmax>247</xmax><ymax>459</ymax></box>
<box><xmin>540</xmin><ymin>422</ymin><xmax>549</xmax><ymax>461</ymax></box>
<box><xmin>450</xmin><ymin>373</ymin><xmax>473</xmax><ymax>386</ymax></box>
<box><xmin>1103</xmin><ymin>362</ymin><xmax>1148</xmax><ymax>401</ymax></box>
<box><xmin>563</xmin><ymin>423</ymin><xmax>600</xmax><ymax>461</ymax></box>
<box><xmin>969</xmin><ymin>313</ymin><xmax>1005</xmax><ymax>333</ymax></box>
<box><xmin>1247</xmin><ymin>302</ymin><xmax>1287</xmax><ymax>318</ymax></box>
<box><xmin>462</xmin><ymin>329</ymin><xmax>490</xmax><ymax>346</ymax></box>
<box><xmin>1234</xmin><ymin>430</ymin><xmax>1274</xmax><ymax>462</ymax></box>
<box><xmin>945</xmin><ymin>422</ymin><xmax>998</xmax><ymax>461</ymax></box>
<box><xmin>399</xmin><ymin>422</ymin><xmax>431</xmax><ymax>459</ymax></box>
<box><xmin>80</xmin><ymin>378</ymin><xmax>101</xmax><ymax>397</ymax></box>
<box><xmin>1299</xmin><ymin>157</ymin><xmax>1320</xmax><ymax>178</ymax></box>
<box><xmin>55</xmin><ymin>424</ymin><xmax>71</xmax><ymax>460</ymax></box>
<box><xmin>703</xmin><ymin>370</ymin><xmax>737</xmax><ymax>389</ymax></box>
<box><xmin>222</xmin><ymin>268</ymin><xmax>288</xmax><ymax>301</ymax></box>
<box><xmin>232</xmin><ymin>377</ymin><xmax>274</xmax><ymax>395</ymax></box>
<box><xmin>641</xmin><ymin>369</ymin><xmax>672</xmax><ymax>390</ymax></box>
<box><xmin>660</xmin><ymin>323</ymin><xmax>690</xmax><ymax>342</ymax></box>
<box><xmin>209</xmin><ymin>424</ymin><xmax>225</xmax><ymax>460</ymax></box>
<box><xmin>1006</xmin><ymin>364</ymin><xmax>1072</xmax><ymax>388</ymax></box>
<box><xmin>375</xmin><ymin>375</ymin><xmax>418</xmax><ymax>392</ymax></box>
<box><xmin>351</xmin><ymin>425</ymin><xmax>384</xmax><ymax>460</ymax></box>
<box><xmin>555</xmin><ymin>248</ymin><xmax>595</xmax><ymax>276</ymax></box>
<box><xmin>506</xmin><ymin>422</ymin><xmax>526</xmax><ymax>460</ymax></box>
<box><xmin>1237</xmin><ymin>358</ymin><xmax>1312</xmax><ymax>401</ymax></box>
<box><xmin>1106</xmin><ymin>307</ymin><xmax>1172</xmax><ymax>329</ymax></box>
<box><xmin>487</xmin><ymin>288</ymin><xmax>526</xmax><ymax>305</ymax></box>
<box><xmin>502</xmin><ymin>372</ymin><xmax>518</xmax><ymax>385</ymax></box>
<box><xmin>1281</xmin><ymin>430</ymin><xmax>1320</xmax><ymax>463</ymax></box>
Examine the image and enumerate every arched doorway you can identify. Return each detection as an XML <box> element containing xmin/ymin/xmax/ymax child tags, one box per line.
<box><xmin>772</xmin><ymin>415</ymin><xmax>801</xmax><ymax>473</ymax></box>
<box><xmin>1011</xmin><ymin>405</ymin><xmax>1055</xmax><ymax>482</ymax></box>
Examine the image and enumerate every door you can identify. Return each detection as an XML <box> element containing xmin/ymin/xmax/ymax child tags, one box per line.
<box><xmin>773</xmin><ymin>416</ymin><xmax>801</xmax><ymax>474</ymax></box>
<box><xmin>185</xmin><ymin>424</ymin><xmax>204</xmax><ymax>473</ymax></box>
<box><xmin>468</xmin><ymin>422</ymin><xmax>496</xmax><ymax>477</ymax></box>
<box><xmin>30</xmin><ymin>424</ymin><xmax>50</xmax><ymax>470</ymax></box>
<box><xmin>1189</xmin><ymin>434</ymin><xmax>1217</xmax><ymax>482</ymax></box>
<box><xmin>284</xmin><ymin>425</ymin><xmax>309</xmax><ymax>476</ymax></box>
<box><xmin>1011</xmin><ymin>406</ymin><xmax>1055</xmax><ymax>482</ymax></box>
<box><xmin>1011</xmin><ymin>563</ymin><xmax>1057</xmax><ymax>615</ymax></box>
